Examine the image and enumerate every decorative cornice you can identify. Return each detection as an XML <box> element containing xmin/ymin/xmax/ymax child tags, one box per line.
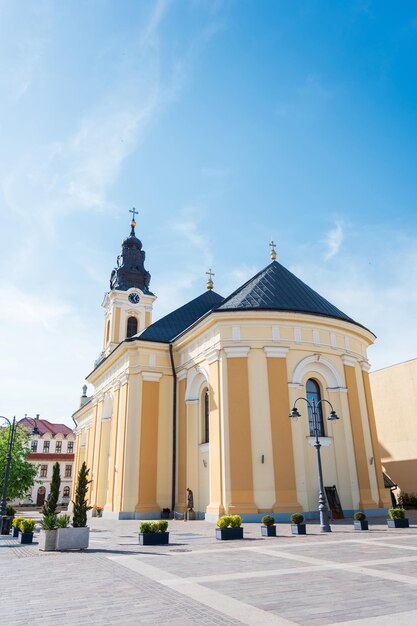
<box><xmin>360</xmin><ymin>361</ymin><xmax>371</xmax><ymax>372</ymax></box>
<box><xmin>206</xmin><ymin>349</ymin><xmax>220</xmax><ymax>364</ymax></box>
<box><xmin>223</xmin><ymin>346</ymin><xmax>250</xmax><ymax>358</ymax></box>
<box><xmin>341</xmin><ymin>354</ymin><xmax>357</xmax><ymax>367</ymax></box>
<box><xmin>112</xmin><ymin>380</ymin><xmax>121</xmax><ymax>391</ymax></box>
<box><xmin>141</xmin><ymin>371</ymin><xmax>162</xmax><ymax>382</ymax></box>
<box><xmin>264</xmin><ymin>346</ymin><xmax>289</xmax><ymax>358</ymax></box>
<box><xmin>327</xmin><ymin>387</ymin><xmax>348</xmax><ymax>394</ymax></box>
<box><xmin>119</xmin><ymin>373</ymin><xmax>129</xmax><ymax>386</ymax></box>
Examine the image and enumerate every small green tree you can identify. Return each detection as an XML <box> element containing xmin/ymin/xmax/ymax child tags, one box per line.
<box><xmin>42</xmin><ymin>461</ymin><xmax>61</xmax><ymax>516</ymax></box>
<box><xmin>0</xmin><ymin>425</ymin><xmax>38</xmax><ymax>501</ymax></box>
<box><xmin>72</xmin><ymin>462</ymin><xmax>91</xmax><ymax>527</ymax></box>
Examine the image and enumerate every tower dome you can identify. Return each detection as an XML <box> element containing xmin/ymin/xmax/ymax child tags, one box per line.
<box><xmin>109</xmin><ymin>209</ymin><xmax>152</xmax><ymax>293</ymax></box>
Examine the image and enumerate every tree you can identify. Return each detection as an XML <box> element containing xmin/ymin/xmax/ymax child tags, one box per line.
<box><xmin>42</xmin><ymin>461</ymin><xmax>61</xmax><ymax>516</ymax></box>
<box><xmin>72</xmin><ymin>462</ymin><xmax>91</xmax><ymax>527</ymax></box>
<box><xmin>0</xmin><ymin>425</ymin><xmax>38</xmax><ymax>501</ymax></box>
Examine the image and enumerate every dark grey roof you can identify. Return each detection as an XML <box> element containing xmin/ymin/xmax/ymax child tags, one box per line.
<box><xmin>215</xmin><ymin>261</ymin><xmax>367</xmax><ymax>330</ymax></box>
<box><xmin>134</xmin><ymin>290</ymin><xmax>224</xmax><ymax>343</ymax></box>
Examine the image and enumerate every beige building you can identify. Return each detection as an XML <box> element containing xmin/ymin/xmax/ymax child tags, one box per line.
<box><xmin>73</xmin><ymin>215</ymin><xmax>389</xmax><ymax>521</ymax></box>
<box><xmin>370</xmin><ymin>358</ymin><xmax>417</xmax><ymax>496</ymax></box>
<box><xmin>19</xmin><ymin>416</ymin><xmax>76</xmax><ymax>507</ymax></box>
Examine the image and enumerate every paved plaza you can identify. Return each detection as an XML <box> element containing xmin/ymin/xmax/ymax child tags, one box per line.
<box><xmin>2</xmin><ymin>512</ymin><xmax>417</xmax><ymax>625</ymax></box>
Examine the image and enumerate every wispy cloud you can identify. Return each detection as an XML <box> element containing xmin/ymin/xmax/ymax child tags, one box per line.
<box><xmin>0</xmin><ymin>0</ymin><xmax>226</xmax><ymax>423</ymax></box>
<box><xmin>323</xmin><ymin>221</ymin><xmax>344</xmax><ymax>260</ymax></box>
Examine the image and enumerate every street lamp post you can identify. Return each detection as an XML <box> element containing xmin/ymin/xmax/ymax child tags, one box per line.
<box><xmin>290</xmin><ymin>397</ymin><xmax>340</xmax><ymax>533</ymax></box>
<box><xmin>0</xmin><ymin>416</ymin><xmax>17</xmax><ymax>534</ymax></box>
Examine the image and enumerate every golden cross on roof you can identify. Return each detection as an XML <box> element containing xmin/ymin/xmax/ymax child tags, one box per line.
<box><xmin>206</xmin><ymin>268</ymin><xmax>215</xmax><ymax>290</ymax></box>
<box><xmin>269</xmin><ymin>240</ymin><xmax>277</xmax><ymax>261</ymax></box>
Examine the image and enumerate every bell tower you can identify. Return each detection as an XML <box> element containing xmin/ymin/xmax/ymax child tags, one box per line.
<box><xmin>100</xmin><ymin>209</ymin><xmax>156</xmax><ymax>360</ymax></box>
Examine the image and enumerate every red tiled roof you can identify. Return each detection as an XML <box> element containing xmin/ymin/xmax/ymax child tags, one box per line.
<box><xmin>18</xmin><ymin>417</ymin><xmax>73</xmax><ymax>437</ymax></box>
<box><xmin>27</xmin><ymin>453</ymin><xmax>74</xmax><ymax>461</ymax></box>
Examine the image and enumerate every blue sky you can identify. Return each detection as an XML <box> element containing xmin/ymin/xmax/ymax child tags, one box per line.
<box><xmin>1</xmin><ymin>0</ymin><xmax>417</xmax><ymax>424</ymax></box>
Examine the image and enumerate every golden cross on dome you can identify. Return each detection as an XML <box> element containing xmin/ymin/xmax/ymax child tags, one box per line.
<box><xmin>129</xmin><ymin>207</ymin><xmax>138</xmax><ymax>224</ymax></box>
<box><xmin>269</xmin><ymin>240</ymin><xmax>277</xmax><ymax>261</ymax></box>
<box><xmin>206</xmin><ymin>268</ymin><xmax>215</xmax><ymax>290</ymax></box>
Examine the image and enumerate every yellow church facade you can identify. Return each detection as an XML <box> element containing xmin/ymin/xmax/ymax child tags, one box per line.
<box><xmin>72</xmin><ymin>216</ymin><xmax>389</xmax><ymax>520</ymax></box>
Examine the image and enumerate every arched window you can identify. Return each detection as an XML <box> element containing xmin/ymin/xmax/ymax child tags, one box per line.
<box><xmin>126</xmin><ymin>316</ymin><xmax>138</xmax><ymax>338</ymax></box>
<box><xmin>202</xmin><ymin>389</ymin><xmax>210</xmax><ymax>443</ymax></box>
<box><xmin>63</xmin><ymin>486</ymin><xmax>70</xmax><ymax>498</ymax></box>
<box><xmin>306</xmin><ymin>378</ymin><xmax>325</xmax><ymax>437</ymax></box>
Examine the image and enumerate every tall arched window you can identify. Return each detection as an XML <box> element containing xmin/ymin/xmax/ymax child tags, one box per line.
<box><xmin>63</xmin><ymin>486</ymin><xmax>70</xmax><ymax>498</ymax></box>
<box><xmin>306</xmin><ymin>378</ymin><xmax>325</xmax><ymax>437</ymax></box>
<box><xmin>126</xmin><ymin>316</ymin><xmax>138</xmax><ymax>338</ymax></box>
<box><xmin>202</xmin><ymin>389</ymin><xmax>210</xmax><ymax>443</ymax></box>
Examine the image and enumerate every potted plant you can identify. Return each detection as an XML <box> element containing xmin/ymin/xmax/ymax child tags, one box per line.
<box><xmin>6</xmin><ymin>505</ymin><xmax>16</xmax><ymax>519</ymax></box>
<box><xmin>11</xmin><ymin>516</ymin><xmax>24</xmax><ymax>538</ymax></box>
<box><xmin>353</xmin><ymin>512</ymin><xmax>368</xmax><ymax>530</ymax></box>
<box><xmin>19</xmin><ymin>518</ymin><xmax>36</xmax><ymax>544</ymax></box>
<box><xmin>56</xmin><ymin>462</ymin><xmax>91</xmax><ymax>550</ymax></box>
<box><xmin>290</xmin><ymin>513</ymin><xmax>306</xmax><ymax>535</ymax></box>
<box><xmin>38</xmin><ymin>514</ymin><xmax>58</xmax><ymax>551</ymax></box>
<box><xmin>261</xmin><ymin>515</ymin><xmax>276</xmax><ymax>537</ymax></box>
<box><xmin>161</xmin><ymin>508</ymin><xmax>171</xmax><ymax>520</ymax></box>
<box><xmin>215</xmin><ymin>515</ymin><xmax>243</xmax><ymax>540</ymax></box>
<box><xmin>139</xmin><ymin>520</ymin><xmax>169</xmax><ymax>545</ymax></box>
<box><xmin>387</xmin><ymin>507</ymin><xmax>409</xmax><ymax>528</ymax></box>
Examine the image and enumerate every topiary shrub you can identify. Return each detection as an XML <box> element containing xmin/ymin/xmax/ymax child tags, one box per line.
<box><xmin>216</xmin><ymin>515</ymin><xmax>231</xmax><ymax>529</ymax></box>
<box><xmin>6</xmin><ymin>505</ymin><xmax>16</xmax><ymax>517</ymax></box>
<box><xmin>140</xmin><ymin>520</ymin><xmax>168</xmax><ymax>533</ymax></box>
<box><xmin>389</xmin><ymin>507</ymin><xmax>405</xmax><ymax>520</ymax></box>
<box><xmin>158</xmin><ymin>520</ymin><xmax>168</xmax><ymax>532</ymax></box>
<box><xmin>19</xmin><ymin>519</ymin><xmax>36</xmax><ymax>533</ymax></box>
<box><xmin>43</xmin><ymin>462</ymin><xmax>61</xmax><ymax>517</ymax></box>
<box><xmin>229</xmin><ymin>515</ymin><xmax>242</xmax><ymax>528</ymax></box>
<box><xmin>72</xmin><ymin>462</ymin><xmax>91</xmax><ymax>528</ymax></box>
<box><xmin>290</xmin><ymin>513</ymin><xmax>304</xmax><ymax>525</ymax></box>
<box><xmin>140</xmin><ymin>522</ymin><xmax>152</xmax><ymax>533</ymax></box>
<box><xmin>262</xmin><ymin>515</ymin><xmax>275</xmax><ymax>527</ymax></box>
<box><xmin>354</xmin><ymin>512</ymin><xmax>366</xmax><ymax>521</ymax></box>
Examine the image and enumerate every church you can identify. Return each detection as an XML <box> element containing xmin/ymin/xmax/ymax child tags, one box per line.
<box><xmin>72</xmin><ymin>212</ymin><xmax>389</xmax><ymax>521</ymax></box>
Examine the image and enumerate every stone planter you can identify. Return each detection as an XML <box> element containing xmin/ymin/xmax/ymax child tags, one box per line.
<box><xmin>261</xmin><ymin>525</ymin><xmax>276</xmax><ymax>537</ymax></box>
<box><xmin>215</xmin><ymin>527</ymin><xmax>244</xmax><ymax>541</ymax></box>
<box><xmin>38</xmin><ymin>529</ymin><xmax>57</xmax><ymax>551</ymax></box>
<box><xmin>139</xmin><ymin>532</ymin><xmax>169</xmax><ymax>545</ymax></box>
<box><xmin>291</xmin><ymin>524</ymin><xmax>306</xmax><ymax>535</ymax></box>
<box><xmin>354</xmin><ymin>520</ymin><xmax>368</xmax><ymax>530</ymax></box>
<box><xmin>20</xmin><ymin>532</ymin><xmax>34</xmax><ymax>544</ymax></box>
<box><xmin>387</xmin><ymin>518</ymin><xmax>409</xmax><ymax>529</ymax></box>
<box><xmin>56</xmin><ymin>527</ymin><xmax>90</xmax><ymax>550</ymax></box>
